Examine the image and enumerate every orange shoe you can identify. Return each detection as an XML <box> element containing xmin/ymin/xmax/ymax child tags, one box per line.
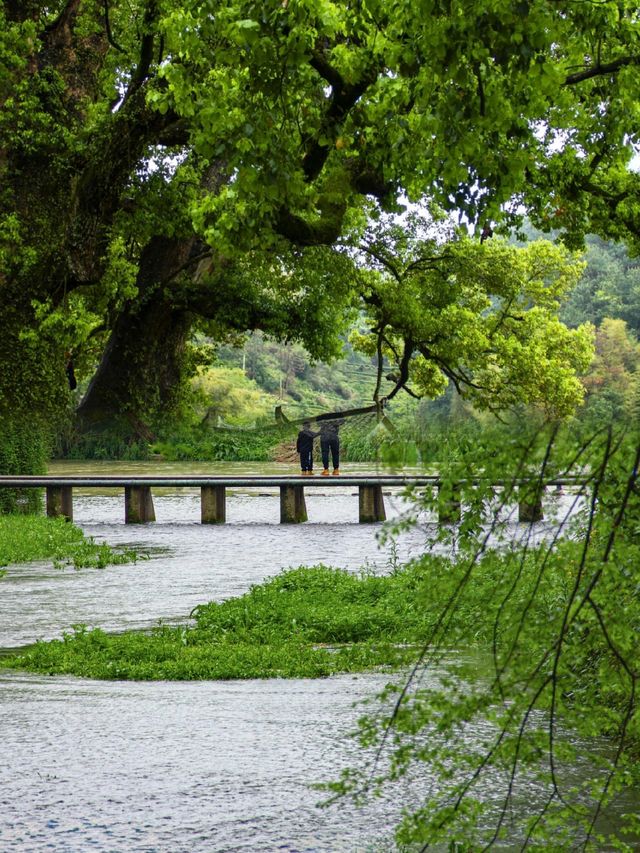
<box><xmin>332</xmin><ymin>468</ymin><xmax>340</xmax><ymax>476</ymax></box>
<box><xmin>321</xmin><ymin>469</ymin><xmax>330</xmax><ymax>476</ymax></box>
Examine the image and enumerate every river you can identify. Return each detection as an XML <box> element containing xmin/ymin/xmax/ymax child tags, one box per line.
<box><xmin>0</xmin><ymin>460</ymin><xmax>620</xmax><ymax>852</ymax></box>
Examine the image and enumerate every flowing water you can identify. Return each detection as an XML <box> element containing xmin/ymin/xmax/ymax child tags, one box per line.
<box><xmin>0</xmin><ymin>461</ymin><xmax>623</xmax><ymax>852</ymax></box>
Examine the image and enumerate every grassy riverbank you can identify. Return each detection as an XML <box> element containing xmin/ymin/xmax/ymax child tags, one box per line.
<box><xmin>0</xmin><ymin>515</ymin><xmax>137</xmax><ymax>569</ymax></box>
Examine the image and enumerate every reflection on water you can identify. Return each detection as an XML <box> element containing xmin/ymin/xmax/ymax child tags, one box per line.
<box><xmin>0</xmin><ymin>461</ymin><xmax>595</xmax><ymax>852</ymax></box>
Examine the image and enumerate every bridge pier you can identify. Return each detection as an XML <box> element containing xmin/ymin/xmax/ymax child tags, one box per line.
<box><xmin>518</xmin><ymin>486</ymin><xmax>544</xmax><ymax>522</ymax></box>
<box><xmin>46</xmin><ymin>485</ymin><xmax>73</xmax><ymax>521</ymax></box>
<box><xmin>437</xmin><ymin>483</ymin><xmax>461</xmax><ymax>524</ymax></box>
<box><xmin>0</xmin><ymin>475</ymin><xmax>569</xmax><ymax>529</ymax></box>
<box><xmin>201</xmin><ymin>485</ymin><xmax>226</xmax><ymax>523</ymax></box>
<box><xmin>125</xmin><ymin>486</ymin><xmax>156</xmax><ymax>523</ymax></box>
<box><xmin>359</xmin><ymin>485</ymin><xmax>386</xmax><ymax>522</ymax></box>
<box><xmin>280</xmin><ymin>485</ymin><xmax>307</xmax><ymax>523</ymax></box>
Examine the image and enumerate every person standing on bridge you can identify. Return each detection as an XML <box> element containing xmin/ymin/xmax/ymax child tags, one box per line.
<box><xmin>296</xmin><ymin>421</ymin><xmax>319</xmax><ymax>476</ymax></box>
<box><xmin>320</xmin><ymin>418</ymin><xmax>345</xmax><ymax>476</ymax></box>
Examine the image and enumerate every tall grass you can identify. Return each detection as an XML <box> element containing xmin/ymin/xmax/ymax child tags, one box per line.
<box><xmin>0</xmin><ymin>420</ymin><xmax>48</xmax><ymax>512</ymax></box>
<box><xmin>152</xmin><ymin>425</ymin><xmax>292</xmax><ymax>462</ymax></box>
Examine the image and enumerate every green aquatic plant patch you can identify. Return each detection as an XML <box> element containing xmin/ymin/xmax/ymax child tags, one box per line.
<box><xmin>7</xmin><ymin>625</ymin><xmax>413</xmax><ymax>680</ymax></box>
<box><xmin>2</xmin><ymin>551</ymin><xmax>573</xmax><ymax>681</ymax></box>
<box><xmin>3</xmin><ymin>563</ymin><xmax>435</xmax><ymax>679</ymax></box>
<box><xmin>0</xmin><ymin>515</ymin><xmax>138</xmax><ymax>569</ymax></box>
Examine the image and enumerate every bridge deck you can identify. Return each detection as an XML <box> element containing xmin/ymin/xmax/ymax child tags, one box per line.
<box><xmin>0</xmin><ymin>475</ymin><xmax>580</xmax><ymax>487</ymax></box>
<box><xmin>0</xmin><ymin>475</ymin><xmax>437</xmax><ymax>487</ymax></box>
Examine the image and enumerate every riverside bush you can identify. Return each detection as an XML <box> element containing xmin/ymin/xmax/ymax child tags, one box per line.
<box><xmin>151</xmin><ymin>424</ymin><xmax>293</xmax><ymax>462</ymax></box>
<box><xmin>61</xmin><ymin>430</ymin><xmax>151</xmax><ymax>461</ymax></box>
<box><xmin>0</xmin><ymin>420</ymin><xmax>48</xmax><ymax>513</ymax></box>
<box><xmin>0</xmin><ymin>515</ymin><xmax>138</xmax><ymax>569</ymax></box>
<box><xmin>324</xmin><ymin>426</ymin><xmax>640</xmax><ymax>851</ymax></box>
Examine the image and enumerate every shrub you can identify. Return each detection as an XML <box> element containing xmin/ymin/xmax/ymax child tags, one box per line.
<box><xmin>0</xmin><ymin>418</ymin><xmax>47</xmax><ymax>513</ymax></box>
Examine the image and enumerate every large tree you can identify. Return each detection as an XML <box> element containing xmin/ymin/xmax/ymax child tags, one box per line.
<box><xmin>1</xmin><ymin>0</ymin><xmax>639</xmax><ymax>445</ymax></box>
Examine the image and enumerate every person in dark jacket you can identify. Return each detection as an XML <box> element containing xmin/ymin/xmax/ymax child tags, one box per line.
<box><xmin>65</xmin><ymin>351</ymin><xmax>77</xmax><ymax>390</ymax></box>
<box><xmin>320</xmin><ymin>418</ymin><xmax>345</xmax><ymax>476</ymax></box>
<box><xmin>296</xmin><ymin>421</ymin><xmax>319</xmax><ymax>475</ymax></box>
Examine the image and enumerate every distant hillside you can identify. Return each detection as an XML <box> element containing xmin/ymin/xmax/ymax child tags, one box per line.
<box><xmin>212</xmin><ymin>331</ymin><xmax>398</xmax><ymax>423</ymax></box>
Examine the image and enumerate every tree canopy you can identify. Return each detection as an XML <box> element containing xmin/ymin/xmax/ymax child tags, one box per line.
<box><xmin>1</xmin><ymin>0</ymin><xmax>639</xmax><ymax>443</ymax></box>
<box><xmin>347</xmin><ymin>213</ymin><xmax>593</xmax><ymax>417</ymax></box>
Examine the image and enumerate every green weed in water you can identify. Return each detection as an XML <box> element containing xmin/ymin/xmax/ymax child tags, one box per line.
<box><xmin>2</xmin><ymin>550</ymin><xmax>575</xmax><ymax>680</ymax></box>
<box><xmin>0</xmin><ymin>515</ymin><xmax>138</xmax><ymax>569</ymax></box>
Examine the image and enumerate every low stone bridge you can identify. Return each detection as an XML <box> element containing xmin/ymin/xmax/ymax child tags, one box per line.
<box><xmin>0</xmin><ymin>475</ymin><xmax>580</xmax><ymax>524</ymax></box>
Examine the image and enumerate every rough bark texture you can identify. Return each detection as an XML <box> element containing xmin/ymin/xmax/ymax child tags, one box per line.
<box><xmin>1</xmin><ymin>5</ymin><xmax>377</xmax><ymax>450</ymax></box>
<box><xmin>76</xmin><ymin>237</ymin><xmax>196</xmax><ymax>437</ymax></box>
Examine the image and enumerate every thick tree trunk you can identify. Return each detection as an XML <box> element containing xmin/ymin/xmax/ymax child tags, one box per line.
<box><xmin>0</xmin><ymin>4</ymin><xmax>189</xmax><ymax>449</ymax></box>
<box><xmin>76</xmin><ymin>237</ymin><xmax>196</xmax><ymax>440</ymax></box>
<box><xmin>76</xmin><ymin>299</ymin><xmax>192</xmax><ymax>440</ymax></box>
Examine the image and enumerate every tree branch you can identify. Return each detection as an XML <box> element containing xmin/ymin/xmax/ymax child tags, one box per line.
<box><xmin>404</xmin><ymin>254</ymin><xmax>448</xmax><ymax>276</ymax></box>
<box><xmin>360</xmin><ymin>244</ymin><xmax>403</xmax><ymax>282</ymax></box>
<box><xmin>418</xmin><ymin>344</ymin><xmax>485</xmax><ymax>394</ymax></box>
<box><xmin>42</xmin><ymin>0</ymin><xmax>83</xmax><ymax>40</ymax></box>
<box><xmin>302</xmin><ymin>51</ymin><xmax>379</xmax><ymax>182</ymax></box>
<box><xmin>384</xmin><ymin>338</ymin><xmax>414</xmax><ymax>401</ymax></box>
<box><xmin>373</xmin><ymin>326</ymin><xmax>385</xmax><ymax>403</ymax></box>
<box><xmin>123</xmin><ymin>0</ymin><xmax>158</xmax><ymax>103</ymax></box>
<box><xmin>103</xmin><ymin>0</ymin><xmax>126</xmax><ymax>54</ymax></box>
<box><xmin>564</xmin><ymin>54</ymin><xmax>640</xmax><ymax>86</ymax></box>
<box><xmin>275</xmin><ymin>204</ymin><xmax>346</xmax><ymax>245</ymax></box>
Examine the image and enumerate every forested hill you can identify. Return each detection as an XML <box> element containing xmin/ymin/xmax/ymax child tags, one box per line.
<box><xmin>560</xmin><ymin>234</ymin><xmax>640</xmax><ymax>334</ymax></box>
<box><xmin>208</xmin><ymin>333</ymin><xmax>395</xmax><ymax>426</ymax></box>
